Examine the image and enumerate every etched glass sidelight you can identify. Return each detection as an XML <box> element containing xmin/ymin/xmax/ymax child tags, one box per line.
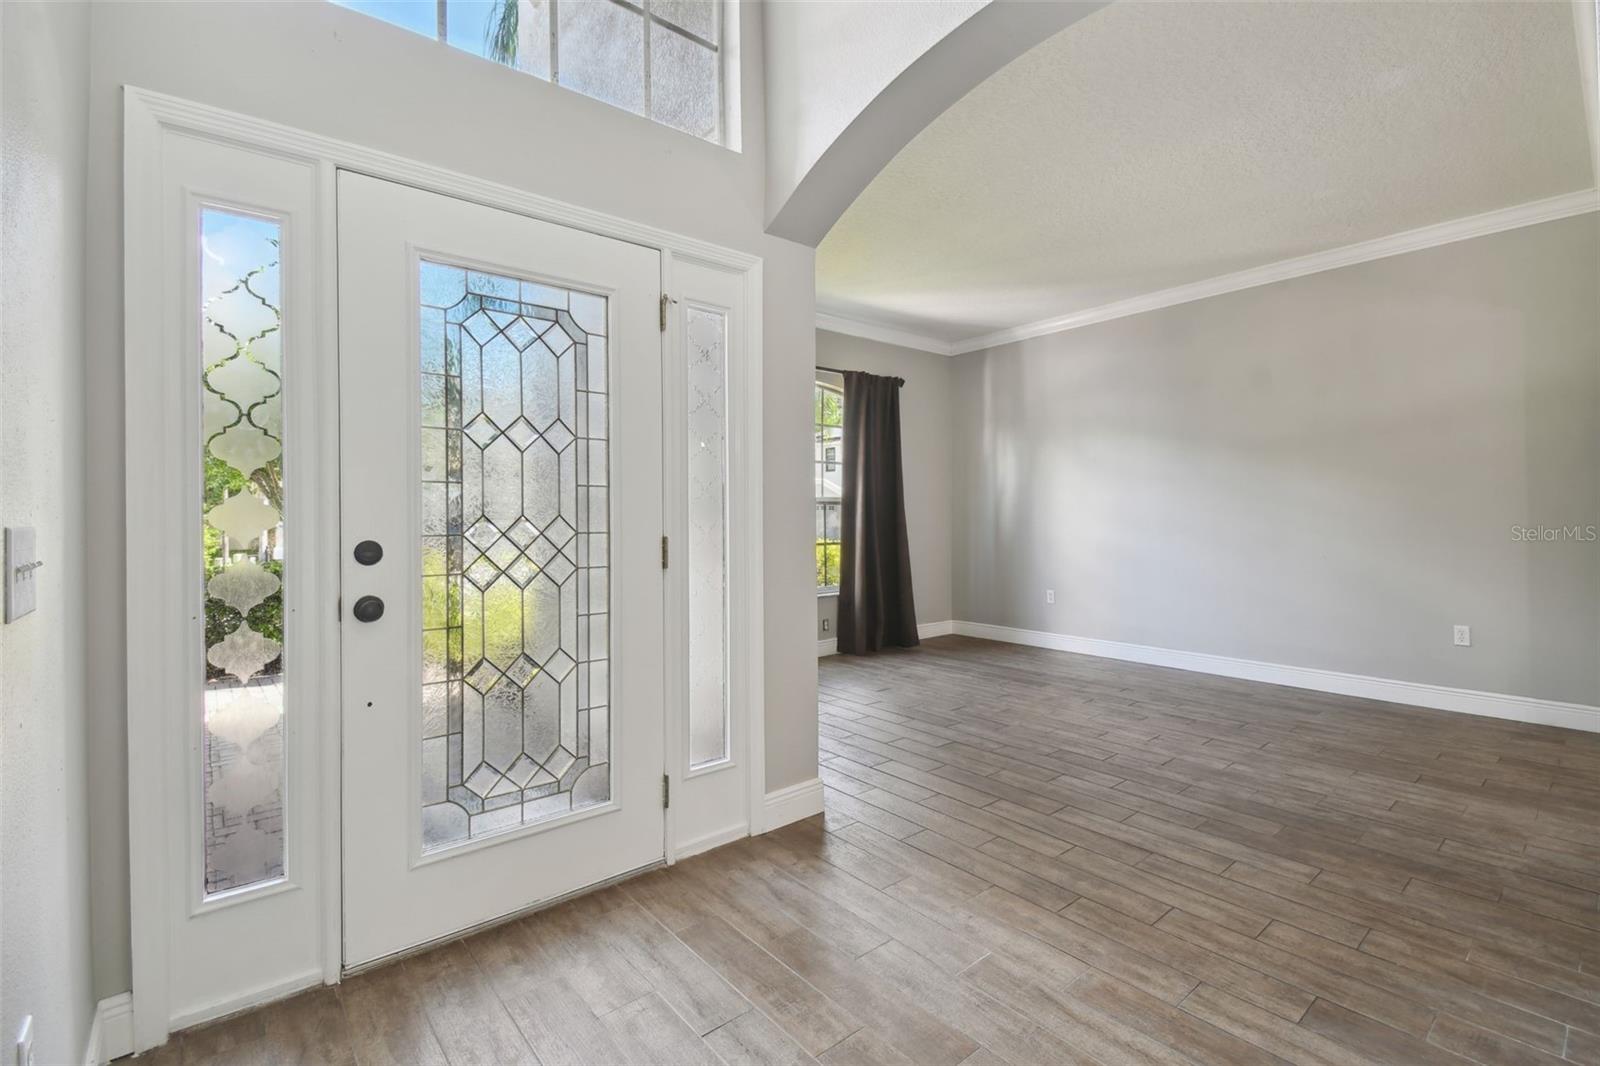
<box><xmin>686</xmin><ymin>307</ymin><xmax>730</xmax><ymax>768</ymax></box>
<box><xmin>418</xmin><ymin>261</ymin><xmax>612</xmax><ymax>851</ymax></box>
<box><xmin>200</xmin><ymin>208</ymin><xmax>287</xmax><ymax>896</ymax></box>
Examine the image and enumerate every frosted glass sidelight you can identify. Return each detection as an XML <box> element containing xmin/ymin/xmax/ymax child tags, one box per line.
<box><xmin>418</xmin><ymin>260</ymin><xmax>612</xmax><ymax>851</ymax></box>
<box><xmin>200</xmin><ymin>208</ymin><xmax>286</xmax><ymax>896</ymax></box>
<box><xmin>686</xmin><ymin>307</ymin><xmax>729</xmax><ymax>768</ymax></box>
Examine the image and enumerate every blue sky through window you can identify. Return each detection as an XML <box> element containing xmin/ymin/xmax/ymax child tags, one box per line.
<box><xmin>334</xmin><ymin>0</ymin><xmax>496</xmax><ymax>59</ymax></box>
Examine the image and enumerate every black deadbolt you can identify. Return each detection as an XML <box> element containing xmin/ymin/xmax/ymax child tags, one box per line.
<box><xmin>352</xmin><ymin>595</ymin><xmax>385</xmax><ymax>623</ymax></box>
<box><xmin>353</xmin><ymin>540</ymin><xmax>384</xmax><ymax>566</ymax></box>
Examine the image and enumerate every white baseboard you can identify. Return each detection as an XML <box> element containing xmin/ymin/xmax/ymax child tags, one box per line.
<box><xmin>818</xmin><ymin>620</ymin><xmax>953</xmax><ymax>657</ymax></box>
<box><xmin>762</xmin><ymin>777</ymin><xmax>823</xmax><ymax>831</ymax></box>
<box><xmin>673</xmin><ymin>822</ymin><xmax>749</xmax><ymax>862</ymax></box>
<box><xmin>952</xmin><ymin>621</ymin><xmax>1600</xmax><ymax>734</ymax></box>
<box><xmin>85</xmin><ymin>993</ymin><xmax>132</xmax><ymax>1065</ymax></box>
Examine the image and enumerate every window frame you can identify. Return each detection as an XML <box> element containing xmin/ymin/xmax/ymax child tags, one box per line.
<box><xmin>815</xmin><ymin>370</ymin><xmax>843</xmax><ymax>596</ymax></box>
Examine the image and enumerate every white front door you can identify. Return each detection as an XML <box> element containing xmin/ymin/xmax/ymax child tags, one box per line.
<box><xmin>337</xmin><ymin>172</ymin><xmax>665</xmax><ymax>967</ymax></box>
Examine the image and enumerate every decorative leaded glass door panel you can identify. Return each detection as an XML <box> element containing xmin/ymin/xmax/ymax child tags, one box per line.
<box><xmin>338</xmin><ymin>172</ymin><xmax>665</xmax><ymax>967</ymax></box>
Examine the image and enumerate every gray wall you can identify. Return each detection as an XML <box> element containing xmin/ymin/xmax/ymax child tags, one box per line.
<box><xmin>81</xmin><ymin>0</ymin><xmax>817</xmax><ymax>1003</ymax></box>
<box><xmin>952</xmin><ymin>214</ymin><xmax>1600</xmax><ymax>706</ymax></box>
<box><xmin>815</xmin><ymin>330</ymin><xmax>955</xmax><ymax>641</ymax></box>
<box><xmin>1</xmin><ymin>4</ymin><xmax>97</xmax><ymax>1064</ymax></box>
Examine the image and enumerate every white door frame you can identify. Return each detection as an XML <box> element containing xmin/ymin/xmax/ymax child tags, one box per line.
<box><xmin>123</xmin><ymin>86</ymin><xmax>765</xmax><ymax>1053</ymax></box>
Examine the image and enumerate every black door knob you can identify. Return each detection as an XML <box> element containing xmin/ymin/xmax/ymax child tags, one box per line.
<box><xmin>352</xmin><ymin>595</ymin><xmax>385</xmax><ymax>623</ymax></box>
<box><xmin>353</xmin><ymin>540</ymin><xmax>384</xmax><ymax>565</ymax></box>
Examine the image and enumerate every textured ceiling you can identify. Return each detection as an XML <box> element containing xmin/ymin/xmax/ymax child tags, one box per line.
<box><xmin>816</xmin><ymin>0</ymin><xmax>1594</xmax><ymax>344</ymax></box>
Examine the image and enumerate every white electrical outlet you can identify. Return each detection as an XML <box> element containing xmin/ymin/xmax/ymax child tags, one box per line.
<box><xmin>16</xmin><ymin>1014</ymin><xmax>34</xmax><ymax>1066</ymax></box>
<box><xmin>1045</xmin><ymin>589</ymin><xmax>1055</xmax><ymax>605</ymax></box>
<box><xmin>821</xmin><ymin>618</ymin><xmax>830</xmax><ymax>633</ymax></box>
<box><xmin>1453</xmin><ymin>625</ymin><xmax>1471</xmax><ymax>647</ymax></box>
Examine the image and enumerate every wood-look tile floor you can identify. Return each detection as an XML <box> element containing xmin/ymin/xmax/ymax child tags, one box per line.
<box><xmin>142</xmin><ymin>636</ymin><xmax>1600</xmax><ymax>1066</ymax></box>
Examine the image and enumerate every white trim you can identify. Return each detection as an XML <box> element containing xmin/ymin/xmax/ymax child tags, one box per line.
<box><xmin>123</xmin><ymin>86</ymin><xmax>767</xmax><ymax>1048</ymax></box>
<box><xmin>763</xmin><ymin>777</ymin><xmax>824</xmax><ymax>830</ymax></box>
<box><xmin>673</xmin><ymin>821</ymin><xmax>750</xmax><ymax>861</ymax></box>
<box><xmin>312</xmin><ymin>159</ymin><xmax>343</xmax><ymax>993</ymax></box>
<box><xmin>815</xmin><ymin>190</ymin><xmax>1600</xmax><ymax>357</ymax></box>
<box><xmin>817</xmin><ymin>638</ymin><xmax>837</xmax><ymax>657</ymax></box>
<box><xmin>127</xmin><ymin>89</ymin><xmax>760</xmax><ymax>272</ymax></box>
<box><xmin>952</xmin><ymin>621</ymin><xmax>1600</xmax><ymax>734</ymax></box>
<box><xmin>123</xmin><ymin>88</ymin><xmax>169</xmax><ymax>1056</ymax></box>
<box><xmin>1573</xmin><ymin>0</ymin><xmax>1599</xmax><ymax>189</ymax></box>
<box><xmin>815</xmin><ymin>311</ymin><xmax>954</xmax><ymax>356</ymax></box>
<box><xmin>740</xmin><ymin>259</ymin><xmax>766</xmax><ymax>836</ymax></box>
<box><xmin>167</xmin><ymin>969</ymin><xmax>325</xmax><ymax>1035</ymax></box>
<box><xmin>124</xmin><ymin>99</ymin><xmax>333</xmax><ymax>1050</ymax></box>
<box><xmin>664</xmin><ymin>256</ymin><xmax>762</xmax><ymax>853</ymax></box>
<box><xmin>952</xmin><ymin>189</ymin><xmax>1599</xmax><ymax>353</ymax></box>
<box><xmin>84</xmin><ymin>995</ymin><xmax>133</xmax><ymax>1066</ymax></box>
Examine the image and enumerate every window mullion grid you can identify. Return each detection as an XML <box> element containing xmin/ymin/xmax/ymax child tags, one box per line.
<box><xmin>645</xmin><ymin>7</ymin><xmax>720</xmax><ymax>52</ymax></box>
<box><xmin>815</xmin><ymin>402</ymin><xmax>841</xmax><ymax>589</ymax></box>
<box><xmin>715</xmin><ymin>0</ymin><xmax>724</xmax><ymax>144</ymax></box>
<box><xmin>641</xmin><ymin>0</ymin><xmax>652</xmax><ymax>120</ymax></box>
<box><xmin>550</xmin><ymin>0</ymin><xmax>561</xmax><ymax>84</ymax></box>
<box><xmin>428</xmin><ymin>0</ymin><xmax>722</xmax><ymax>140</ymax></box>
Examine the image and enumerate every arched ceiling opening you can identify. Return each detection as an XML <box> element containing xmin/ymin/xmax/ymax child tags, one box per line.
<box><xmin>816</xmin><ymin>1</ymin><xmax>1596</xmax><ymax>349</ymax></box>
<box><xmin>762</xmin><ymin>1</ymin><xmax>1108</xmax><ymax>245</ymax></box>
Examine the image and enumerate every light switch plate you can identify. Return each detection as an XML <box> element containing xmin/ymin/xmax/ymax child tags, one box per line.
<box><xmin>5</xmin><ymin>527</ymin><xmax>40</xmax><ymax>623</ymax></box>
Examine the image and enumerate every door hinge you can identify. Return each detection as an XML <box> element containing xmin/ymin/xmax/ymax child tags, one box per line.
<box><xmin>661</xmin><ymin>535</ymin><xmax>669</xmax><ymax>570</ymax></box>
<box><xmin>660</xmin><ymin>293</ymin><xmax>669</xmax><ymax>332</ymax></box>
<box><xmin>663</xmin><ymin>773</ymin><xmax>671</xmax><ymax>809</ymax></box>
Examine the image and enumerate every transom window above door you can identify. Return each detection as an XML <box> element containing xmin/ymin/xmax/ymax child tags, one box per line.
<box><xmin>334</xmin><ymin>0</ymin><xmax>733</xmax><ymax>146</ymax></box>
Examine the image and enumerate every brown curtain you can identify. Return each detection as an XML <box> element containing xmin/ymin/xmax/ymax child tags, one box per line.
<box><xmin>837</xmin><ymin>370</ymin><xmax>919</xmax><ymax>654</ymax></box>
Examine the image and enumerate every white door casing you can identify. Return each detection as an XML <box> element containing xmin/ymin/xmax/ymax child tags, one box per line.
<box><xmin>125</xmin><ymin>89</ymin><xmax>764</xmax><ymax>1048</ymax></box>
<box><xmin>337</xmin><ymin>171</ymin><xmax>665</xmax><ymax>967</ymax></box>
<box><xmin>125</xmin><ymin>129</ymin><xmax>333</xmax><ymax>1043</ymax></box>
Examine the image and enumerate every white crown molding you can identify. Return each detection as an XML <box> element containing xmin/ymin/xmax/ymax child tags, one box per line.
<box><xmin>952</xmin><ymin>621</ymin><xmax>1600</xmax><ymax>734</ymax></box>
<box><xmin>814</xmin><ymin>190</ymin><xmax>1600</xmax><ymax>357</ymax></box>
<box><xmin>950</xmin><ymin>189</ymin><xmax>1600</xmax><ymax>354</ymax></box>
<box><xmin>815</xmin><ymin>311</ymin><xmax>955</xmax><ymax>356</ymax></box>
